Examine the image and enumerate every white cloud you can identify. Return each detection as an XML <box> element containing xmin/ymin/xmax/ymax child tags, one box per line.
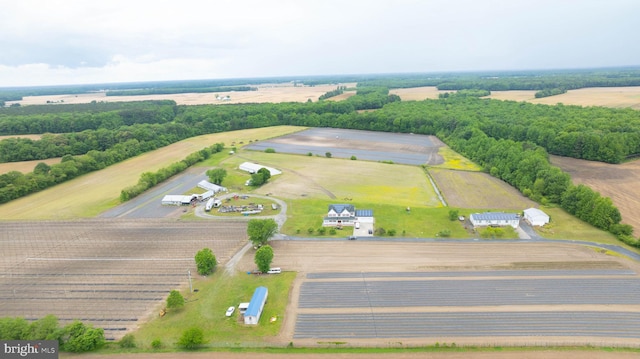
<box><xmin>1</xmin><ymin>0</ymin><xmax>639</xmax><ymax>86</ymax></box>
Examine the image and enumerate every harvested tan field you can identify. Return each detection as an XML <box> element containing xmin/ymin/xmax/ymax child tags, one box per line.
<box><xmin>429</xmin><ymin>168</ymin><xmax>536</xmax><ymax>209</ymax></box>
<box><xmin>488</xmin><ymin>87</ymin><xmax>640</xmax><ymax>109</ymax></box>
<box><xmin>0</xmin><ymin>157</ymin><xmax>61</xmax><ymax>174</ymax></box>
<box><xmin>390</xmin><ymin>86</ymin><xmax>449</xmax><ymax>101</ymax></box>
<box><xmin>487</xmin><ymin>90</ymin><xmax>538</xmax><ymax>102</ymax></box>
<box><xmin>0</xmin><ymin>126</ymin><xmax>304</xmax><ymax>219</ymax></box>
<box><xmin>550</xmin><ymin>155</ymin><xmax>640</xmax><ymax>235</ymax></box>
<box><xmin>9</xmin><ymin>83</ymin><xmax>357</xmax><ymax>106</ymax></box>
<box><xmin>0</xmin><ymin>134</ymin><xmax>43</xmax><ymax>140</ymax></box>
<box><xmin>325</xmin><ymin>91</ymin><xmax>356</xmax><ymax>101</ymax></box>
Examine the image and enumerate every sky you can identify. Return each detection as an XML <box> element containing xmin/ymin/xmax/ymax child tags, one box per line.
<box><xmin>1</xmin><ymin>0</ymin><xmax>639</xmax><ymax>87</ymax></box>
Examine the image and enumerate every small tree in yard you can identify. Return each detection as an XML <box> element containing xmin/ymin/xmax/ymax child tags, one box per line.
<box><xmin>166</xmin><ymin>290</ymin><xmax>185</xmax><ymax>310</ymax></box>
<box><xmin>206</xmin><ymin>168</ymin><xmax>227</xmax><ymax>185</ymax></box>
<box><xmin>194</xmin><ymin>248</ymin><xmax>217</xmax><ymax>275</ymax></box>
<box><xmin>448</xmin><ymin>209</ymin><xmax>459</xmax><ymax>221</ymax></box>
<box><xmin>247</xmin><ymin>218</ymin><xmax>278</xmax><ymax>247</ymax></box>
<box><xmin>178</xmin><ymin>327</ymin><xmax>204</xmax><ymax>350</ymax></box>
<box><xmin>254</xmin><ymin>245</ymin><xmax>274</xmax><ymax>273</ymax></box>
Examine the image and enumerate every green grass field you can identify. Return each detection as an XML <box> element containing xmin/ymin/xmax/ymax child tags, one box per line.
<box><xmin>133</xmin><ymin>270</ymin><xmax>295</xmax><ymax>349</ymax></box>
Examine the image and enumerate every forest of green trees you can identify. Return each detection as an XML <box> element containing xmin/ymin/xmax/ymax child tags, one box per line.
<box><xmin>1</xmin><ymin>76</ymin><xmax>639</xmax><ymax>246</ymax></box>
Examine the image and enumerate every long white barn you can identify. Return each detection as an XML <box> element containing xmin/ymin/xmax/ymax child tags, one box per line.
<box><xmin>239</xmin><ymin>162</ymin><xmax>282</xmax><ymax>176</ymax></box>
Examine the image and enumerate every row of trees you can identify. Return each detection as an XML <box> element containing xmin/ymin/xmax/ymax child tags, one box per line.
<box><xmin>120</xmin><ymin>143</ymin><xmax>224</xmax><ymax>201</ymax></box>
<box><xmin>0</xmin><ymin>315</ymin><xmax>104</xmax><ymax>352</ymax></box>
<box><xmin>318</xmin><ymin>86</ymin><xmax>347</xmax><ymax>100</ymax></box>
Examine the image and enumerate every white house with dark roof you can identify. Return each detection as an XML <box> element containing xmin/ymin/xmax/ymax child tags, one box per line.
<box><xmin>470</xmin><ymin>212</ymin><xmax>520</xmax><ymax>228</ymax></box>
<box><xmin>323</xmin><ymin>204</ymin><xmax>374</xmax><ymax>228</ymax></box>
<box><xmin>323</xmin><ymin>204</ymin><xmax>355</xmax><ymax>226</ymax></box>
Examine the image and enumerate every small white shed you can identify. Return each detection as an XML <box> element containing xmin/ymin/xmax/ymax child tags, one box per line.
<box><xmin>523</xmin><ymin>208</ymin><xmax>550</xmax><ymax>226</ymax></box>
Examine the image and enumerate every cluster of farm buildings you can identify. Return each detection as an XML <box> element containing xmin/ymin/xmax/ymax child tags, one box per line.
<box><xmin>320</xmin><ymin>204</ymin><xmax>550</xmax><ymax>237</ymax></box>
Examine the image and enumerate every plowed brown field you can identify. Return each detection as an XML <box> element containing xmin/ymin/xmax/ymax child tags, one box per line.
<box><xmin>551</xmin><ymin>155</ymin><xmax>640</xmax><ymax>234</ymax></box>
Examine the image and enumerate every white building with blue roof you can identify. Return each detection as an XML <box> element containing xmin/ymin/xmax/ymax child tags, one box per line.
<box><xmin>244</xmin><ymin>286</ymin><xmax>268</xmax><ymax>325</ymax></box>
<box><xmin>470</xmin><ymin>212</ymin><xmax>520</xmax><ymax>228</ymax></box>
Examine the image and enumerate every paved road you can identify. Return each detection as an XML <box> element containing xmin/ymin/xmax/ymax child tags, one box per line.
<box><xmin>99</xmin><ymin>168</ymin><xmax>209</xmax><ymax>218</ymax></box>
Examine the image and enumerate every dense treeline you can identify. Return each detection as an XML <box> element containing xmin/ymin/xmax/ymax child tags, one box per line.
<box><xmin>0</xmin><ymin>100</ymin><xmax>176</xmax><ymax>117</ymax></box>
<box><xmin>0</xmin><ymin>101</ymin><xmax>176</xmax><ymax>135</ymax></box>
<box><xmin>0</xmin><ymin>315</ymin><xmax>104</xmax><ymax>352</ymax></box>
<box><xmin>357</xmin><ymin>67</ymin><xmax>640</xmax><ymax>92</ymax></box>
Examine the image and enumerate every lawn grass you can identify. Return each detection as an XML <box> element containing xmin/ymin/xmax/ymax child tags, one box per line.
<box><xmin>534</xmin><ymin>206</ymin><xmax>622</xmax><ymax>245</ymax></box>
<box><xmin>133</xmin><ymin>270</ymin><xmax>296</xmax><ymax>349</ymax></box>
<box><xmin>226</xmin><ymin>151</ymin><xmax>443</xmax><ymax>208</ymax></box>
<box><xmin>281</xmin><ymin>198</ymin><xmax>471</xmax><ymax>238</ymax></box>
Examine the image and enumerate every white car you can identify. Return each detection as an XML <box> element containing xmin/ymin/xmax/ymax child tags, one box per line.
<box><xmin>225</xmin><ymin>306</ymin><xmax>235</xmax><ymax>317</ymax></box>
<box><xmin>267</xmin><ymin>267</ymin><xmax>281</xmax><ymax>274</ymax></box>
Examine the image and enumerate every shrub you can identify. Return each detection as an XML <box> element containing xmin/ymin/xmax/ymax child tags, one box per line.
<box><xmin>62</xmin><ymin>321</ymin><xmax>105</xmax><ymax>353</ymax></box>
<box><xmin>317</xmin><ymin>227</ymin><xmax>327</xmax><ymax>235</ymax></box>
<box><xmin>307</xmin><ymin>228</ymin><xmax>314</xmax><ymax>234</ymax></box>
<box><xmin>329</xmin><ymin>228</ymin><xmax>337</xmax><ymax>235</ymax></box>
<box><xmin>375</xmin><ymin>227</ymin><xmax>386</xmax><ymax>236</ymax></box>
<box><xmin>166</xmin><ymin>290</ymin><xmax>185</xmax><ymax>310</ymax></box>
<box><xmin>265</xmin><ymin>148</ymin><xmax>276</xmax><ymax>153</ymax></box>
<box><xmin>448</xmin><ymin>209</ymin><xmax>459</xmax><ymax>221</ymax></box>
<box><xmin>387</xmin><ymin>229</ymin><xmax>396</xmax><ymax>236</ymax></box>
<box><xmin>177</xmin><ymin>327</ymin><xmax>204</xmax><ymax>350</ymax></box>
<box><xmin>350</xmin><ymin>155</ymin><xmax>357</xmax><ymax>160</ymax></box>
<box><xmin>437</xmin><ymin>229</ymin><xmax>451</xmax><ymax>237</ymax></box>
<box><xmin>119</xmin><ymin>333</ymin><xmax>136</xmax><ymax>348</ymax></box>
<box><xmin>325</xmin><ymin>152</ymin><xmax>332</xmax><ymax>158</ymax></box>
<box><xmin>151</xmin><ymin>338</ymin><xmax>163</xmax><ymax>349</ymax></box>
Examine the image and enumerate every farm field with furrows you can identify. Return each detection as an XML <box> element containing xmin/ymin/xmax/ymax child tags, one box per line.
<box><xmin>233</xmin><ymin>240</ymin><xmax>640</xmax><ymax>348</ymax></box>
<box><xmin>550</xmin><ymin>155</ymin><xmax>640</xmax><ymax>235</ymax></box>
<box><xmin>0</xmin><ymin>219</ymin><xmax>248</xmax><ymax>340</ymax></box>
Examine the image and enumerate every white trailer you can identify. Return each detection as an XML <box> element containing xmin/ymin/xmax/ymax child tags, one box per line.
<box><xmin>205</xmin><ymin>198</ymin><xmax>215</xmax><ymax>212</ymax></box>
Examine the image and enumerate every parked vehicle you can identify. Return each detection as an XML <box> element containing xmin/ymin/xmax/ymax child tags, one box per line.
<box><xmin>225</xmin><ymin>306</ymin><xmax>235</xmax><ymax>317</ymax></box>
<box><xmin>267</xmin><ymin>267</ymin><xmax>281</xmax><ymax>274</ymax></box>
